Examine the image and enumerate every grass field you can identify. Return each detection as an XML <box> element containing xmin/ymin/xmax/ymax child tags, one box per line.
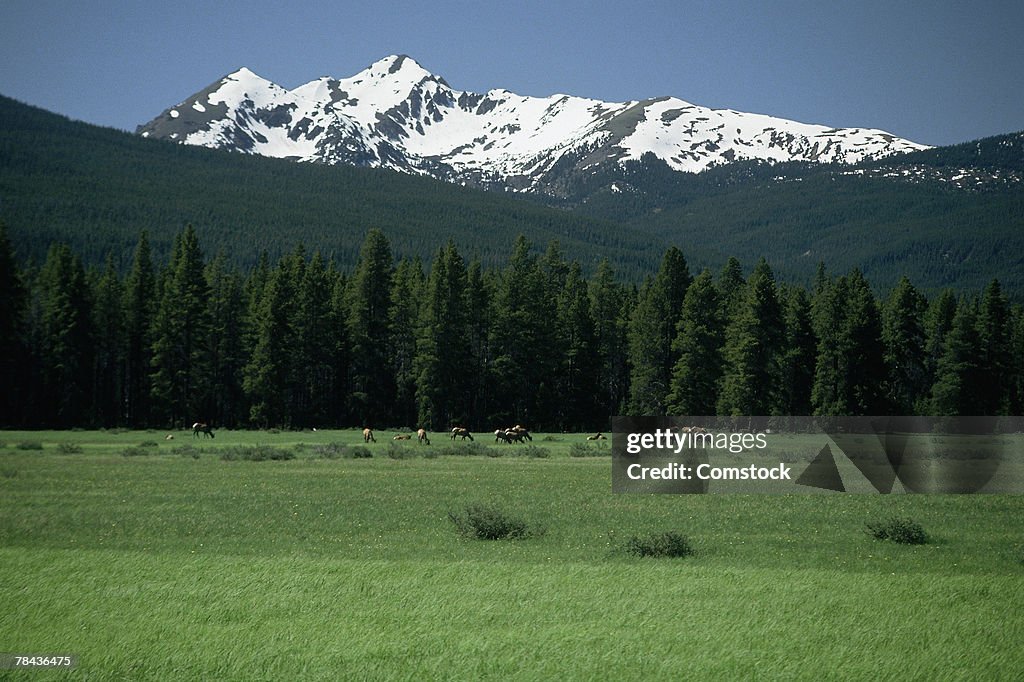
<box><xmin>1</xmin><ymin>429</ymin><xmax>1022</xmax><ymax>680</ymax></box>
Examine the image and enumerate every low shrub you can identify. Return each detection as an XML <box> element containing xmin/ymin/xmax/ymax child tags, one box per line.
<box><xmin>385</xmin><ymin>444</ymin><xmax>415</xmax><ymax>459</ymax></box>
<box><xmin>625</xmin><ymin>531</ymin><xmax>695</xmax><ymax>558</ymax></box>
<box><xmin>523</xmin><ymin>445</ymin><xmax>549</xmax><ymax>458</ymax></box>
<box><xmin>448</xmin><ymin>503</ymin><xmax>540</xmax><ymax>540</ymax></box>
<box><xmin>313</xmin><ymin>443</ymin><xmax>373</xmax><ymax>459</ymax></box>
<box><xmin>220</xmin><ymin>445</ymin><xmax>295</xmax><ymax>461</ymax></box>
<box><xmin>138</xmin><ymin>441</ymin><xmax>159</xmax><ymax>448</ymax></box>
<box><xmin>569</xmin><ymin>442</ymin><xmax>605</xmax><ymax>457</ymax></box>
<box><xmin>121</xmin><ymin>445</ymin><xmax>158</xmax><ymax>457</ymax></box>
<box><xmin>16</xmin><ymin>441</ymin><xmax>43</xmax><ymax>451</ymax></box>
<box><xmin>57</xmin><ymin>442</ymin><xmax>84</xmax><ymax>454</ymax></box>
<box><xmin>1</xmin><ymin>468</ymin><xmax>17</xmax><ymax>478</ymax></box>
<box><xmin>866</xmin><ymin>517</ymin><xmax>929</xmax><ymax>545</ymax></box>
<box><xmin>172</xmin><ymin>445</ymin><xmax>202</xmax><ymax>459</ymax></box>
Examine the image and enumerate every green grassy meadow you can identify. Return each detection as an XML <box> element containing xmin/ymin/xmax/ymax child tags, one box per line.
<box><xmin>1</xmin><ymin>429</ymin><xmax>1022</xmax><ymax>680</ymax></box>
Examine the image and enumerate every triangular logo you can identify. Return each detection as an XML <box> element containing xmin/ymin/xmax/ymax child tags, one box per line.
<box><xmin>796</xmin><ymin>444</ymin><xmax>846</xmax><ymax>492</ymax></box>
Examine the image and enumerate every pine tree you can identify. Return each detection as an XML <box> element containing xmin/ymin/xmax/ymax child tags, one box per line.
<box><xmin>667</xmin><ymin>270</ymin><xmax>724</xmax><ymax>415</ymax></box>
<box><xmin>553</xmin><ymin>262</ymin><xmax>600</xmax><ymax>429</ymax></box>
<box><xmin>780</xmin><ymin>286</ymin><xmax>816</xmax><ymax>415</ymax></box>
<box><xmin>150</xmin><ymin>226</ymin><xmax>214</xmax><ymax>426</ymax></box>
<box><xmin>589</xmin><ymin>259</ymin><xmax>629</xmax><ymax>419</ymax></box>
<box><xmin>390</xmin><ymin>256</ymin><xmax>425</xmax><ymax>428</ymax></box>
<box><xmin>842</xmin><ymin>269</ymin><xmax>887</xmax><ymax>414</ymax></box>
<box><xmin>34</xmin><ymin>243</ymin><xmax>93</xmax><ymax>426</ymax></box>
<box><xmin>717</xmin><ymin>258</ymin><xmax>785</xmax><ymax>415</ymax></box>
<box><xmin>346</xmin><ymin>229</ymin><xmax>395</xmax><ymax>427</ymax></box>
<box><xmin>295</xmin><ymin>251</ymin><xmax>339</xmax><ymax>427</ymax></box>
<box><xmin>123</xmin><ymin>231</ymin><xmax>156</xmax><ymax>426</ymax></box>
<box><xmin>930</xmin><ymin>297</ymin><xmax>982</xmax><ymax>415</ymax></box>
<box><xmin>243</xmin><ymin>261</ymin><xmax>292</xmax><ymax>428</ymax></box>
<box><xmin>416</xmin><ymin>241</ymin><xmax>472</xmax><ymax>429</ymax></box>
<box><xmin>206</xmin><ymin>253</ymin><xmax>248</xmax><ymax>427</ymax></box>
<box><xmin>881</xmin><ymin>276</ymin><xmax>927</xmax><ymax>414</ymax></box>
<box><xmin>627</xmin><ymin>247</ymin><xmax>691</xmax><ymax>414</ymax></box>
<box><xmin>975</xmin><ymin>279</ymin><xmax>1011</xmax><ymax>414</ymax></box>
<box><xmin>0</xmin><ymin>222</ymin><xmax>28</xmax><ymax>425</ymax></box>
<box><xmin>922</xmin><ymin>288</ymin><xmax>957</xmax><ymax>402</ymax></box>
<box><xmin>90</xmin><ymin>255</ymin><xmax>125</xmax><ymax>426</ymax></box>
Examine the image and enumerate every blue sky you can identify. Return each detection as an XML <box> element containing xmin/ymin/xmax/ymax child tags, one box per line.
<box><xmin>2</xmin><ymin>0</ymin><xmax>1021</xmax><ymax>147</ymax></box>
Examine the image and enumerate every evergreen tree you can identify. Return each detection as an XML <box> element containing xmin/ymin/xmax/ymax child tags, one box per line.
<box><xmin>627</xmin><ymin>247</ymin><xmax>691</xmax><ymax>414</ymax></box>
<box><xmin>150</xmin><ymin>225</ymin><xmax>214</xmax><ymax>426</ymax></box>
<box><xmin>1008</xmin><ymin>305</ymin><xmax>1024</xmax><ymax>414</ymax></box>
<box><xmin>346</xmin><ymin>229</ymin><xmax>395</xmax><ymax>427</ymax></box>
<box><xmin>0</xmin><ymin>222</ymin><xmax>28</xmax><ymax>425</ymax></box>
<box><xmin>780</xmin><ymin>286</ymin><xmax>816</xmax><ymax>415</ymax></box>
<box><xmin>667</xmin><ymin>270</ymin><xmax>724</xmax><ymax>415</ymax></box>
<box><xmin>930</xmin><ymin>297</ymin><xmax>983</xmax><ymax>415</ymax></box>
<box><xmin>717</xmin><ymin>258</ymin><xmax>785</xmax><ymax>415</ymax></box>
<box><xmin>881</xmin><ymin>276</ymin><xmax>927</xmax><ymax>414</ymax></box>
<box><xmin>589</xmin><ymin>259</ymin><xmax>630</xmax><ymax>419</ymax></box>
<box><xmin>90</xmin><ymin>256</ymin><xmax>125</xmax><ymax>426</ymax></box>
<box><xmin>328</xmin><ymin>269</ymin><xmax>352</xmax><ymax>424</ymax></box>
<box><xmin>34</xmin><ymin>243</ymin><xmax>93</xmax><ymax>426</ymax></box>
<box><xmin>123</xmin><ymin>231</ymin><xmax>156</xmax><ymax>426</ymax></box>
<box><xmin>490</xmin><ymin>235</ymin><xmax>555</xmax><ymax>427</ymax></box>
<box><xmin>975</xmin><ymin>279</ymin><xmax>1011</xmax><ymax>414</ymax></box>
<box><xmin>206</xmin><ymin>253</ymin><xmax>248</xmax><ymax>427</ymax></box>
<box><xmin>811</xmin><ymin>274</ymin><xmax>851</xmax><ymax>415</ymax></box>
<box><xmin>464</xmin><ymin>260</ymin><xmax>493</xmax><ymax>426</ymax></box>
<box><xmin>390</xmin><ymin>256</ymin><xmax>425</xmax><ymax>428</ymax></box>
<box><xmin>717</xmin><ymin>256</ymin><xmax>746</xmax><ymax>319</ymax></box>
<box><xmin>922</xmin><ymin>288</ymin><xmax>957</xmax><ymax>401</ymax></box>
<box><xmin>243</xmin><ymin>261</ymin><xmax>292</xmax><ymax>427</ymax></box>
<box><xmin>841</xmin><ymin>269</ymin><xmax>887</xmax><ymax>414</ymax></box>
<box><xmin>416</xmin><ymin>241</ymin><xmax>472</xmax><ymax>429</ymax></box>
<box><xmin>294</xmin><ymin>251</ymin><xmax>339</xmax><ymax>427</ymax></box>
<box><xmin>553</xmin><ymin>262</ymin><xmax>600</xmax><ymax>429</ymax></box>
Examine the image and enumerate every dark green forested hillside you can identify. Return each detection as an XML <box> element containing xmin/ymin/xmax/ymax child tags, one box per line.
<box><xmin>0</xmin><ymin>95</ymin><xmax>663</xmax><ymax>279</ymax></box>
<box><xmin>555</xmin><ymin>143</ymin><xmax>1024</xmax><ymax>294</ymax></box>
<box><xmin>2</xmin><ymin>93</ymin><xmax>1022</xmax><ymax>295</ymax></box>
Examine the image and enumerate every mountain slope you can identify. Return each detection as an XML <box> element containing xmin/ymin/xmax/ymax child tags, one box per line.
<box><xmin>0</xmin><ymin>94</ymin><xmax>662</xmax><ymax>275</ymax></box>
<box><xmin>138</xmin><ymin>55</ymin><xmax>929</xmax><ymax>195</ymax></box>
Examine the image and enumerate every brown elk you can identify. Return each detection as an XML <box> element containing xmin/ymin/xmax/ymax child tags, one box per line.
<box><xmin>362</xmin><ymin>428</ymin><xmax>376</xmax><ymax>443</ymax></box>
<box><xmin>586</xmin><ymin>433</ymin><xmax>607</xmax><ymax>441</ymax></box>
<box><xmin>393</xmin><ymin>434</ymin><xmax>411</xmax><ymax>440</ymax></box>
<box><xmin>417</xmin><ymin>428</ymin><xmax>430</xmax><ymax>445</ymax></box>
<box><xmin>451</xmin><ymin>427</ymin><xmax>473</xmax><ymax>441</ymax></box>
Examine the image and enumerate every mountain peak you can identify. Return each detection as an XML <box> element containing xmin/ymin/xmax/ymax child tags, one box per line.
<box><xmin>139</xmin><ymin>55</ymin><xmax>930</xmax><ymax>192</ymax></box>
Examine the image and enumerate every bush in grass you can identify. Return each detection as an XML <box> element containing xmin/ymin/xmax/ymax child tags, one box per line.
<box><xmin>220</xmin><ymin>445</ymin><xmax>295</xmax><ymax>461</ymax></box>
<box><xmin>523</xmin><ymin>445</ymin><xmax>549</xmax><ymax>458</ymax></box>
<box><xmin>138</xmin><ymin>441</ymin><xmax>159</xmax><ymax>448</ymax></box>
<box><xmin>121</xmin><ymin>445</ymin><xmax>158</xmax><ymax>457</ymax></box>
<box><xmin>866</xmin><ymin>517</ymin><xmax>929</xmax><ymax>545</ymax></box>
<box><xmin>542</xmin><ymin>435</ymin><xmax>560</xmax><ymax>442</ymax></box>
<box><xmin>0</xmin><ymin>441</ymin><xmax>6</xmax><ymax>449</ymax></box>
<box><xmin>569</xmin><ymin>442</ymin><xmax>605</xmax><ymax>457</ymax></box>
<box><xmin>625</xmin><ymin>531</ymin><xmax>694</xmax><ymax>558</ymax></box>
<box><xmin>313</xmin><ymin>443</ymin><xmax>373</xmax><ymax>459</ymax></box>
<box><xmin>1</xmin><ymin>468</ymin><xmax>17</xmax><ymax>478</ymax></box>
<box><xmin>16</xmin><ymin>441</ymin><xmax>43</xmax><ymax>451</ymax></box>
<box><xmin>172</xmin><ymin>445</ymin><xmax>202</xmax><ymax>459</ymax></box>
<box><xmin>57</xmin><ymin>442</ymin><xmax>84</xmax><ymax>454</ymax></box>
<box><xmin>448</xmin><ymin>503</ymin><xmax>540</xmax><ymax>540</ymax></box>
<box><xmin>386</xmin><ymin>443</ymin><xmax>415</xmax><ymax>459</ymax></box>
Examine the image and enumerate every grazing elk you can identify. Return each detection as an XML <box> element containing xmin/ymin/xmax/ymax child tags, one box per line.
<box><xmin>451</xmin><ymin>427</ymin><xmax>473</xmax><ymax>441</ymax></box>
<box><xmin>510</xmin><ymin>425</ymin><xmax>532</xmax><ymax>441</ymax></box>
<box><xmin>192</xmin><ymin>422</ymin><xmax>214</xmax><ymax>439</ymax></box>
<box><xmin>417</xmin><ymin>428</ymin><xmax>430</xmax><ymax>445</ymax></box>
<box><xmin>362</xmin><ymin>428</ymin><xmax>376</xmax><ymax>443</ymax></box>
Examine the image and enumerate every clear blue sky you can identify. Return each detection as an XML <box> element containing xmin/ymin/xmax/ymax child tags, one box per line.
<box><xmin>2</xmin><ymin>0</ymin><xmax>1021</xmax><ymax>147</ymax></box>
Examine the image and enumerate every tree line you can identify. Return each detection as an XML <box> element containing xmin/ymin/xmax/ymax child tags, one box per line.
<box><xmin>1</xmin><ymin>222</ymin><xmax>1022</xmax><ymax>431</ymax></box>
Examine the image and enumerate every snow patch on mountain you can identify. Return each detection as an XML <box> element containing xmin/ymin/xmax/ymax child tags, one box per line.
<box><xmin>137</xmin><ymin>55</ymin><xmax>930</xmax><ymax>192</ymax></box>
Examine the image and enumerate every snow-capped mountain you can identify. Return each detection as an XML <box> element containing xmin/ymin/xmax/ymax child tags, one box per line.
<box><xmin>138</xmin><ymin>55</ymin><xmax>930</xmax><ymax>193</ymax></box>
